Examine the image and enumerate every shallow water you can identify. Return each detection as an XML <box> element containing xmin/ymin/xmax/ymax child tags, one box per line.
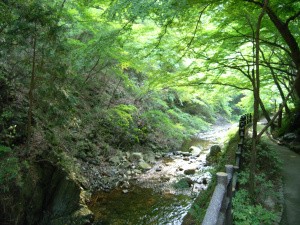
<box><xmin>89</xmin><ymin>123</ymin><xmax>234</xmax><ymax>224</ymax></box>
<box><xmin>89</xmin><ymin>186</ymin><xmax>192</xmax><ymax>225</ymax></box>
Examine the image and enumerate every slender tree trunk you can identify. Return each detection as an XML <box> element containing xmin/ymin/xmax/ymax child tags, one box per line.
<box><xmin>260</xmin><ymin>49</ymin><xmax>291</xmax><ymax>114</ymax></box>
<box><xmin>27</xmin><ymin>29</ymin><xmax>37</xmax><ymax>151</ymax></box>
<box><xmin>271</xmin><ymin>71</ymin><xmax>291</xmax><ymax>114</ymax></box>
<box><xmin>107</xmin><ymin>77</ymin><xmax>122</xmax><ymax>109</ymax></box>
<box><xmin>257</xmin><ymin>88</ymin><xmax>293</xmax><ymax>139</ymax></box>
<box><xmin>278</xmin><ymin>104</ymin><xmax>283</xmax><ymax>128</ymax></box>
<box><xmin>249</xmin><ymin>0</ymin><xmax>268</xmax><ymax>201</ymax></box>
<box><xmin>259</xmin><ymin>97</ymin><xmax>271</xmax><ymax>122</ymax></box>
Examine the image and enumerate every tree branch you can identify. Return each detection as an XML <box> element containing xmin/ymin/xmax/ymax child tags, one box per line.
<box><xmin>169</xmin><ymin>81</ymin><xmax>253</xmax><ymax>91</ymax></box>
<box><xmin>143</xmin><ymin>16</ymin><xmax>175</xmax><ymax>58</ymax></box>
<box><xmin>285</xmin><ymin>11</ymin><xmax>300</xmax><ymax>26</ymax></box>
<box><xmin>257</xmin><ymin>87</ymin><xmax>294</xmax><ymax>139</ymax></box>
<box><xmin>177</xmin><ymin>5</ymin><xmax>209</xmax><ymax>61</ymax></box>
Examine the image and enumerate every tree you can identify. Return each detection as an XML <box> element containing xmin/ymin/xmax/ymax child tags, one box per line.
<box><xmin>249</xmin><ymin>0</ymin><xmax>268</xmax><ymax>200</ymax></box>
<box><xmin>244</xmin><ymin>0</ymin><xmax>300</xmax><ymax>97</ymax></box>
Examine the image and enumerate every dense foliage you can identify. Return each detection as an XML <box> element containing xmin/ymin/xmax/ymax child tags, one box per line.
<box><xmin>0</xmin><ymin>0</ymin><xmax>299</xmax><ymax>224</ymax></box>
<box><xmin>232</xmin><ymin>137</ymin><xmax>282</xmax><ymax>225</ymax></box>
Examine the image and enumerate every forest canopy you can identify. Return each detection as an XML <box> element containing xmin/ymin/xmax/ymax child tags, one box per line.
<box><xmin>0</xmin><ymin>0</ymin><xmax>299</xmax><ymax>153</ymax></box>
<box><xmin>1</xmin><ymin>0</ymin><xmax>300</xmax><ymax>224</ymax></box>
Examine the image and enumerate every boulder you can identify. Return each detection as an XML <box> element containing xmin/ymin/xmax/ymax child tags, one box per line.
<box><xmin>138</xmin><ymin>161</ymin><xmax>152</xmax><ymax>170</ymax></box>
<box><xmin>122</xmin><ymin>189</ymin><xmax>129</xmax><ymax>194</ymax></box>
<box><xmin>155</xmin><ymin>153</ymin><xmax>162</xmax><ymax>159</ymax></box>
<box><xmin>209</xmin><ymin>145</ymin><xmax>221</xmax><ymax>157</ymax></box>
<box><xmin>130</xmin><ymin>152</ymin><xmax>143</xmax><ymax>162</ymax></box>
<box><xmin>283</xmin><ymin>133</ymin><xmax>297</xmax><ymax>141</ymax></box>
<box><xmin>174</xmin><ymin>177</ymin><xmax>194</xmax><ymax>189</ymax></box>
<box><xmin>156</xmin><ymin>166</ymin><xmax>162</xmax><ymax>172</ymax></box>
<box><xmin>189</xmin><ymin>146</ymin><xmax>202</xmax><ymax>157</ymax></box>
<box><xmin>143</xmin><ymin>151</ymin><xmax>156</xmax><ymax>164</ymax></box>
<box><xmin>182</xmin><ymin>152</ymin><xmax>192</xmax><ymax>157</ymax></box>
<box><xmin>206</xmin><ymin>145</ymin><xmax>222</xmax><ymax>164</ymax></box>
<box><xmin>109</xmin><ymin>156</ymin><xmax>120</xmax><ymax>165</ymax></box>
<box><xmin>184</xmin><ymin>169</ymin><xmax>196</xmax><ymax>175</ymax></box>
<box><xmin>174</xmin><ymin>151</ymin><xmax>183</xmax><ymax>155</ymax></box>
<box><xmin>133</xmin><ymin>169</ymin><xmax>142</xmax><ymax>174</ymax></box>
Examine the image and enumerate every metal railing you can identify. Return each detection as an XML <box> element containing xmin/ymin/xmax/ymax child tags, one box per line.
<box><xmin>202</xmin><ymin>114</ymin><xmax>252</xmax><ymax>225</ymax></box>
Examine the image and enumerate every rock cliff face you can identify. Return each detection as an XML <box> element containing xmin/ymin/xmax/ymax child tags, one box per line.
<box><xmin>13</xmin><ymin>162</ymin><xmax>93</xmax><ymax>225</ymax></box>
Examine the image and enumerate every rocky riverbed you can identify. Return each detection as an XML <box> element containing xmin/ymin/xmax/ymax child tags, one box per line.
<box><xmin>78</xmin><ymin>122</ymin><xmax>235</xmax><ymax>194</ymax></box>
<box><xmin>80</xmin><ymin>122</ymin><xmax>236</xmax><ymax>224</ymax></box>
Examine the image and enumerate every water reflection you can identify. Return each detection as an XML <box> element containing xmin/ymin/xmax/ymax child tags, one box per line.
<box><xmin>89</xmin><ymin>186</ymin><xmax>192</xmax><ymax>225</ymax></box>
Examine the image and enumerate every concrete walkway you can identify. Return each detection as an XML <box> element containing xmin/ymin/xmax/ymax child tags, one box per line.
<box><xmin>264</xmin><ymin>137</ymin><xmax>300</xmax><ymax>225</ymax></box>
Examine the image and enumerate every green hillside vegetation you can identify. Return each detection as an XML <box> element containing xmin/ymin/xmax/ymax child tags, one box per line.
<box><xmin>0</xmin><ymin>0</ymin><xmax>299</xmax><ymax>224</ymax></box>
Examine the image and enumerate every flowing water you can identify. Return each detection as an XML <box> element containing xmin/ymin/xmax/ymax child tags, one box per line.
<box><xmin>88</xmin><ymin>123</ymin><xmax>234</xmax><ymax>225</ymax></box>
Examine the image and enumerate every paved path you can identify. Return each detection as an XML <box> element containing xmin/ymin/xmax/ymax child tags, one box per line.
<box><xmin>264</xmin><ymin>137</ymin><xmax>300</xmax><ymax>225</ymax></box>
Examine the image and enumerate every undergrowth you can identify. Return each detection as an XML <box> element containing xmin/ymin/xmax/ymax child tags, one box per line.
<box><xmin>232</xmin><ymin>137</ymin><xmax>282</xmax><ymax>225</ymax></box>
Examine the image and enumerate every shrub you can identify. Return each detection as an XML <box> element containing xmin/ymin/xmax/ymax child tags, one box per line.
<box><xmin>100</xmin><ymin>104</ymin><xmax>143</xmax><ymax>149</ymax></box>
<box><xmin>232</xmin><ymin>137</ymin><xmax>282</xmax><ymax>225</ymax></box>
<box><xmin>233</xmin><ymin>190</ymin><xmax>278</xmax><ymax>225</ymax></box>
<box><xmin>0</xmin><ymin>145</ymin><xmax>21</xmax><ymax>191</ymax></box>
<box><xmin>173</xmin><ymin>177</ymin><xmax>193</xmax><ymax>189</ymax></box>
<box><xmin>141</xmin><ymin>109</ymin><xmax>187</xmax><ymax>149</ymax></box>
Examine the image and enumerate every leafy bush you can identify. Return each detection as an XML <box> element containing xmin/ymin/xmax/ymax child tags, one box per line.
<box><xmin>167</xmin><ymin>107</ymin><xmax>209</xmax><ymax>133</ymax></box>
<box><xmin>141</xmin><ymin>109</ymin><xmax>187</xmax><ymax>149</ymax></box>
<box><xmin>0</xmin><ymin>145</ymin><xmax>21</xmax><ymax>191</ymax></box>
<box><xmin>232</xmin><ymin>137</ymin><xmax>282</xmax><ymax>225</ymax></box>
<box><xmin>173</xmin><ymin>177</ymin><xmax>192</xmax><ymax>189</ymax></box>
<box><xmin>276</xmin><ymin>104</ymin><xmax>300</xmax><ymax>136</ymax></box>
<box><xmin>100</xmin><ymin>104</ymin><xmax>143</xmax><ymax>149</ymax></box>
<box><xmin>233</xmin><ymin>190</ymin><xmax>278</xmax><ymax>225</ymax></box>
<box><xmin>243</xmin><ymin>138</ymin><xmax>282</xmax><ymax>180</ymax></box>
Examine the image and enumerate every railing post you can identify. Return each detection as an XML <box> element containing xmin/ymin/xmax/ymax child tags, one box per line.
<box><xmin>202</xmin><ymin>114</ymin><xmax>250</xmax><ymax>225</ymax></box>
<box><xmin>232</xmin><ymin>165</ymin><xmax>239</xmax><ymax>193</ymax></box>
<box><xmin>216</xmin><ymin>172</ymin><xmax>228</xmax><ymax>225</ymax></box>
<box><xmin>217</xmin><ymin>172</ymin><xmax>228</xmax><ymax>185</ymax></box>
<box><xmin>225</xmin><ymin>165</ymin><xmax>234</xmax><ymax>225</ymax></box>
<box><xmin>202</xmin><ymin>172</ymin><xmax>228</xmax><ymax>225</ymax></box>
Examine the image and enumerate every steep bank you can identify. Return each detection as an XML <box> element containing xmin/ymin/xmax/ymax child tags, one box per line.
<box><xmin>0</xmin><ymin>159</ymin><xmax>93</xmax><ymax>225</ymax></box>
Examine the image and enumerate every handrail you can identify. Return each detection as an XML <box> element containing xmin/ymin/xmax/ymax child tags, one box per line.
<box><xmin>202</xmin><ymin>114</ymin><xmax>252</xmax><ymax>225</ymax></box>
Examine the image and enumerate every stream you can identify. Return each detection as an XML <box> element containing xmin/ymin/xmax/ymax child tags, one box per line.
<box><xmin>88</xmin><ymin>122</ymin><xmax>234</xmax><ymax>225</ymax></box>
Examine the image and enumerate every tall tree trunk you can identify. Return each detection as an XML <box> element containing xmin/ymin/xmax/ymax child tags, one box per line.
<box><xmin>27</xmin><ymin>29</ymin><xmax>37</xmax><ymax>152</ymax></box>
<box><xmin>249</xmin><ymin>0</ymin><xmax>268</xmax><ymax>201</ymax></box>
<box><xmin>264</xmin><ymin>7</ymin><xmax>300</xmax><ymax>93</ymax></box>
